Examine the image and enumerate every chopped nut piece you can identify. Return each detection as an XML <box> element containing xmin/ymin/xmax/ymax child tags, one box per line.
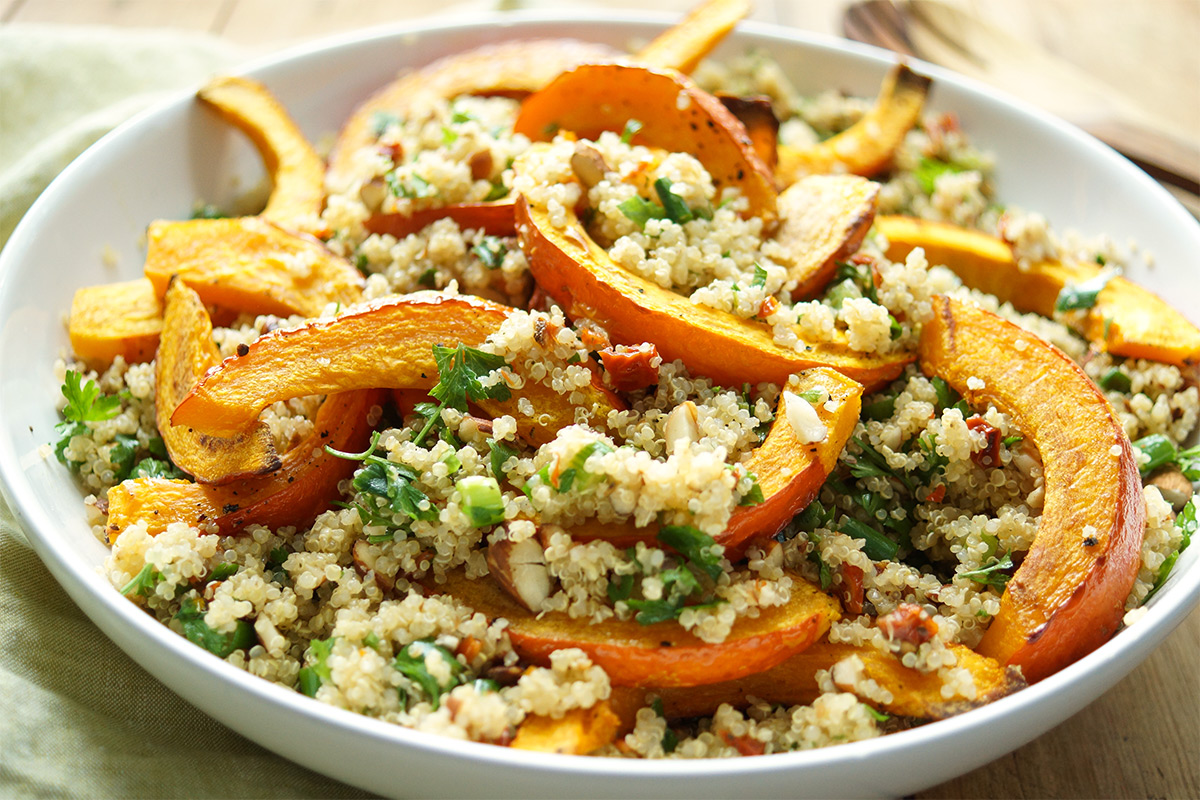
<box><xmin>570</xmin><ymin>142</ymin><xmax>609</xmax><ymax>187</ymax></box>
<box><xmin>664</xmin><ymin>400</ymin><xmax>700</xmax><ymax>449</ymax></box>
<box><xmin>359</xmin><ymin>178</ymin><xmax>388</xmax><ymax>213</ymax></box>
<box><xmin>469</xmin><ymin>150</ymin><xmax>494</xmax><ymax>180</ymax></box>
<box><xmin>486</xmin><ymin>536</ymin><xmax>552</xmax><ymax>611</ymax></box>
<box><xmin>1148</xmin><ymin>466</ymin><xmax>1194</xmax><ymax>512</ymax></box>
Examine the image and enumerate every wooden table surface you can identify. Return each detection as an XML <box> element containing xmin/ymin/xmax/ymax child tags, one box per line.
<box><xmin>3</xmin><ymin>0</ymin><xmax>1198</xmax><ymax>797</ymax></box>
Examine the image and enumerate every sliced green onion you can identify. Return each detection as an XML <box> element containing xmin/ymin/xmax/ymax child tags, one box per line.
<box><xmin>839</xmin><ymin>516</ymin><xmax>899</xmax><ymax>562</ymax></box>
<box><xmin>1098</xmin><ymin>366</ymin><xmax>1132</xmax><ymax>393</ymax></box>
<box><xmin>456</xmin><ymin>475</ymin><xmax>505</xmax><ymax>527</ymax></box>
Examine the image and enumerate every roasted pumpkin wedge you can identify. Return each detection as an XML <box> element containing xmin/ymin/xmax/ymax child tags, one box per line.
<box><xmin>68</xmin><ymin>278</ymin><xmax>163</xmax><ymax>369</ymax></box>
<box><xmin>920</xmin><ymin>296</ymin><xmax>1144</xmax><ymax>682</ymax></box>
<box><xmin>512</xmin><ymin>63</ymin><xmax>777</xmax><ymax>223</ymax></box>
<box><xmin>197</xmin><ymin>75</ymin><xmax>325</xmax><ymax>228</ymax></box>
<box><xmin>776</xmin><ymin>63</ymin><xmax>932</xmax><ymax>184</ymax></box>
<box><xmin>511</xmin><ymin>703</ymin><xmax>622</xmax><ymax>755</ymax></box>
<box><xmin>170</xmin><ymin>293</ymin><xmax>621</xmax><ymax>445</ymax></box>
<box><xmin>327</xmin><ymin>38</ymin><xmax>620</xmax><ymax>184</ymax></box>
<box><xmin>143</xmin><ymin>217</ymin><xmax>364</xmax><ymax>318</ymax></box>
<box><xmin>514</xmin><ymin>177</ymin><xmax>911</xmax><ymax>392</ymax></box>
<box><xmin>105</xmin><ymin>389</ymin><xmax>383</xmax><ymax>541</ymax></box>
<box><xmin>718</xmin><ymin>94</ymin><xmax>780</xmax><ymax>172</ymax></box>
<box><xmin>877</xmin><ymin>215</ymin><xmax>1200</xmax><ymax>371</ymax></box>
<box><xmin>155</xmin><ymin>278</ymin><xmax>280</xmax><ymax>485</ymax></box>
<box><xmin>438</xmin><ymin>569</ymin><xmax>839</xmax><ymax>688</ymax></box>
<box><xmin>633</xmin><ymin>0</ymin><xmax>753</xmax><ymax>75</ymax></box>
<box><xmin>608</xmin><ymin>639</ymin><xmax>1023</xmax><ymax>726</ymax></box>
<box><xmin>775</xmin><ymin>175</ymin><xmax>880</xmax><ymax>299</ymax></box>
<box><xmin>570</xmin><ymin>368</ymin><xmax>863</xmax><ymax>552</ymax></box>
<box><xmin>364</xmin><ymin>200</ymin><xmax>517</xmax><ymax>241</ymax></box>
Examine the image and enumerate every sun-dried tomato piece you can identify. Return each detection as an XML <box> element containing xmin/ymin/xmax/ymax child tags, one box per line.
<box><xmin>600</xmin><ymin>343</ymin><xmax>661</xmax><ymax>392</ymax></box>
<box><xmin>966</xmin><ymin>414</ymin><xmax>1002</xmax><ymax>468</ymax></box>
<box><xmin>877</xmin><ymin>602</ymin><xmax>938</xmax><ymax>647</ymax></box>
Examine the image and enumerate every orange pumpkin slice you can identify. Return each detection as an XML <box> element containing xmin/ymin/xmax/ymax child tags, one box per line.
<box><xmin>328</xmin><ymin>38</ymin><xmax>620</xmax><ymax>184</ymax></box>
<box><xmin>105</xmin><ymin>389</ymin><xmax>383</xmax><ymax>541</ymax></box>
<box><xmin>609</xmin><ymin>639</ymin><xmax>1023</xmax><ymax>725</ymax></box>
<box><xmin>877</xmin><ymin>215</ymin><xmax>1200</xmax><ymax>371</ymax></box>
<box><xmin>634</xmin><ymin>0</ymin><xmax>753</xmax><ymax>75</ymax></box>
<box><xmin>155</xmin><ymin>278</ymin><xmax>280</xmax><ymax>485</ymax></box>
<box><xmin>169</xmin><ymin>293</ymin><xmax>620</xmax><ymax>446</ymax></box>
<box><xmin>514</xmin><ymin>175</ymin><xmax>911</xmax><ymax>392</ymax></box>
<box><xmin>920</xmin><ymin>296</ymin><xmax>1144</xmax><ymax>682</ymax></box>
<box><xmin>68</xmin><ymin>278</ymin><xmax>163</xmax><ymax>370</ymax></box>
<box><xmin>775</xmin><ymin>175</ymin><xmax>880</xmax><ymax>299</ymax></box>
<box><xmin>570</xmin><ymin>367</ymin><xmax>863</xmax><ymax>553</ymax></box>
<box><xmin>438</xmin><ymin>568</ymin><xmax>839</xmax><ymax>688</ymax></box>
<box><xmin>776</xmin><ymin>63</ymin><xmax>931</xmax><ymax>184</ymax></box>
<box><xmin>197</xmin><ymin>75</ymin><xmax>325</xmax><ymax>228</ymax></box>
<box><xmin>143</xmin><ymin>217</ymin><xmax>364</xmax><ymax>318</ymax></box>
<box><xmin>511</xmin><ymin>703</ymin><xmax>622</xmax><ymax>755</ymax></box>
<box><xmin>364</xmin><ymin>201</ymin><xmax>517</xmax><ymax>241</ymax></box>
<box><xmin>512</xmin><ymin>63</ymin><xmax>777</xmax><ymax>223</ymax></box>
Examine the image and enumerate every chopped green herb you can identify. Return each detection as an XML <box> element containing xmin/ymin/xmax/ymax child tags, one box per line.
<box><xmin>559</xmin><ymin>440</ymin><xmax>614</xmax><ymax>492</ymax></box>
<box><xmin>863</xmin><ymin>396</ymin><xmax>896</xmax><ymax>421</ymax></box>
<box><xmin>607</xmin><ymin>573</ymin><xmax>635</xmax><ymax>603</ymax></box>
<box><xmin>657</xmin><ymin>525</ymin><xmax>723</xmax><ymax>582</ymax></box>
<box><xmin>175</xmin><ymin>597</ymin><xmax>256</xmax><ymax>658</ymax></box>
<box><xmin>130</xmin><ymin>457</ymin><xmax>184</xmax><ymax>480</ymax></box>
<box><xmin>472</xmin><ymin>236</ymin><xmax>509</xmax><ymax>269</ymax></box>
<box><xmin>385</xmin><ymin>172</ymin><xmax>437</xmax><ymax>199</ymax></box>
<box><xmin>956</xmin><ymin>552</ymin><xmax>1014</xmax><ymax>590</ymax></box>
<box><xmin>109</xmin><ymin>433</ymin><xmax>140</xmax><ymax>481</ymax></box>
<box><xmin>624</xmin><ymin>598</ymin><xmax>682</xmax><ymax>625</ymax></box>
<box><xmin>618</xmin><ymin>195</ymin><xmax>666</xmax><ymax>228</ymax></box>
<box><xmin>209</xmin><ymin>562</ymin><xmax>239</xmax><ymax>582</ymax></box>
<box><xmin>483</xmin><ymin>181</ymin><xmax>509</xmax><ymax>201</ymax></box>
<box><xmin>1098</xmin><ymin>366</ymin><xmax>1132</xmax><ymax>393</ymax></box>
<box><xmin>849</xmin><ymin>437</ymin><xmax>914</xmax><ymax>493</ymax></box>
<box><xmin>363</xmin><ymin>631</ymin><xmax>381</xmax><ymax>649</ymax></box>
<box><xmin>1001</xmin><ymin>435</ymin><xmax>1024</xmax><ymax>448</ymax></box>
<box><xmin>430</xmin><ymin>344</ymin><xmax>511</xmax><ymax>410</ymax></box>
<box><xmin>654</xmin><ymin>178</ymin><xmax>694</xmax><ymax>224</ymax></box>
<box><xmin>440</xmin><ymin>449</ymin><xmax>463</xmax><ymax>475</ymax></box>
<box><xmin>353</xmin><ymin>458</ymin><xmax>438</xmax><ymax>523</ymax></box>
<box><xmin>1133</xmin><ymin>434</ymin><xmax>1200</xmax><ymax>481</ymax></box>
<box><xmin>826</xmin><ymin>279</ymin><xmax>861</xmax><ymax>310</ymax></box>
<box><xmin>738</xmin><ymin>473</ymin><xmax>765</xmax><ymax>506</ymax></box>
<box><xmin>807</xmin><ymin>532</ymin><xmax>832</xmax><ymax>591</ymax></box>
<box><xmin>913</xmin><ymin>156</ymin><xmax>962</xmax><ymax>194</ymax></box>
<box><xmin>1145</xmin><ymin>497</ymin><xmax>1196</xmax><ymax>602</ymax></box>
<box><xmin>120</xmin><ymin>563</ymin><xmax>162</xmax><ymax>598</ymax></box>
<box><xmin>60</xmin><ymin>370</ymin><xmax>121</xmax><ymax>424</ymax></box>
<box><xmin>839</xmin><ymin>516</ymin><xmax>899</xmax><ymax>562</ymax></box>
<box><xmin>620</xmin><ymin>118</ymin><xmax>643</xmax><ymax>145</ymax></box>
<box><xmin>483</xmin><ymin>438</ymin><xmax>516</xmax><ymax>481</ymax></box>
<box><xmin>752</xmin><ymin>263</ymin><xmax>768</xmax><ymax>287</ymax></box>
<box><xmin>1055</xmin><ymin>270</ymin><xmax>1114</xmax><ymax>312</ymax></box>
<box><xmin>189</xmin><ymin>203</ymin><xmax>227</xmax><ymax>220</ymax></box>
<box><xmin>299</xmin><ymin>636</ymin><xmax>336</xmax><ymax>697</ymax></box>
<box><xmin>457</xmin><ymin>475</ymin><xmax>505</xmax><ymax>528</ymax></box>
<box><xmin>440</xmin><ymin>126</ymin><xmax>458</xmax><ymax>145</ymax></box>
<box><xmin>861</xmin><ymin>704</ymin><xmax>890</xmax><ymax>723</ymax></box>
<box><xmin>393</xmin><ymin>639</ymin><xmax>465</xmax><ymax>710</ymax></box>
<box><xmin>418</xmin><ymin>267</ymin><xmax>438</xmax><ymax>287</ymax></box>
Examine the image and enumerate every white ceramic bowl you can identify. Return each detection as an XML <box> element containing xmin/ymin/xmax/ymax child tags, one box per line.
<box><xmin>2</xmin><ymin>11</ymin><xmax>1198</xmax><ymax>799</ymax></box>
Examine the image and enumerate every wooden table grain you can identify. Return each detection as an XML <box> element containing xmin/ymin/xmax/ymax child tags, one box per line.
<box><xmin>3</xmin><ymin>1</ymin><xmax>1198</xmax><ymax>798</ymax></box>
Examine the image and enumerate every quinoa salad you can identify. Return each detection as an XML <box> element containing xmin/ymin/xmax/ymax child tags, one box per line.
<box><xmin>53</xmin><ymin>0</ymin><xmax>1199</xmax><ymax>760</ymax></box>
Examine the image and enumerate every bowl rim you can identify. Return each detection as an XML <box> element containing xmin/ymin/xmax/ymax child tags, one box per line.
<box><xmin>2</xmin><ymin>6</ymin><xmax>1199</xmax><ymax>792</ymax></box>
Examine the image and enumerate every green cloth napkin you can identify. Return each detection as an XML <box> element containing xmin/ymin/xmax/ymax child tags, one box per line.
<box><xmin>0</xmin><ymin>24</ymin><xmax>373</xmax><ymax>800</ymax></box>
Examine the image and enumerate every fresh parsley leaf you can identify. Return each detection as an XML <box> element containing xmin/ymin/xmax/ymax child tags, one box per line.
<box><xmin>120</xmin><ymin>563</ymin><xmax>163</xmax><ymax>598</ymax></box>
<box><xmin>209</xmin><ymin>562</ymin><xmax>239</xmax><ymax>582</ymax></box>
<box><xmin>175</xmin><ymin>597</ymin><xmax>256</xmax><ymax>658</ymax></box>
<box><xmin>625</xmin><ymin>598</ymin><xmax>682</xmax><ymax>625</ymax></box>
<box><xmin>109</xmin><ymin>434</ymin><xmax>140</xmax><ymax>482</ymax></box>
<box><xmin>956</xmin><ymin>552</ymin><xmax>1015</xmax><ymax>590</ymax></box>
<box><xmin>607</xmin><ymin>573</ymin><xmax>635</xmax><ymax>603</ymax></box>
<box><xmin>487</xmin><ymin>438</ymin><xmax>519</xmax><ymax>480</ymax></box>
<box><xmin>353</xmin><ymin>458</ymin><xmax>438</xmax><ymax>522</ymax></box>
<box><xmin>738</xmin><ymin>473</ymin><xmax>765</xmax><ymax>506</ymax></box>
<box><xmin>299</xmin><ymin>636</ymin><xmax>336</xmax><ymax>697</ymax></box>
<box><xmin>839</xmin><ymin>515</ymin><xmax>899</xmax><ymax>562</ymax></box>
<box><xmin>863</xmin><ymin>395</ymin><xmax>896</xmax><ymax>421</ymax></box>
<box><xmin>370</xmin><ymin>111</ymin><xmax>401</xmax><ymax>136</ymax></box>
<box><xmin>60</xmin><ymin>370</ymin><xmax>121</xmax><ymax>423</ymax></box>
<box><xmin>654</xmin><ymin>178</ymin><xmax>694</xmax><ymax>224</ymax></box>
<box><xmin>657</xmin><ymin>525</ymin><xmax>723</xmax><ymax>582</ymax></box>
<box><xmin>483</xmin><ymin>181</ymin><xmax>508</xmax><ymax>201</ymax></box>
<box><xmin>430</xmin><ymin>343</ymin><xmax>512</xmax><ymax>410</ymax></box>
<box><xmin>751</xmin><ymin>263</ymin><xmax>768</xmax><ymax>288</ymax></box>
<box><xmin>618</xmin><ymin>195</ymin><xmax>666</xmax><ymax>228</ymax></box>
<box><xmin>393</xmin><ymin>639</ymin><xmax>465</xmax><ymax>710</ymax></box>
<box><xmin>471</xmin><ymin>236</ymin><xmax>508</xmax><ymax>269</ymax></box>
